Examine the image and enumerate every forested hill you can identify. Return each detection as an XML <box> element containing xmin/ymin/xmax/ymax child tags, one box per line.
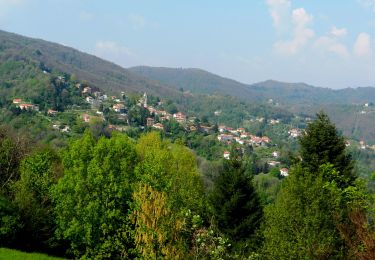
<box><xmin>130</xmin><ymin>66</ymin><xmax>375</xmax><ymax>105</ymax></box>
<box><xmin>251</xmin><ymin>80</ymin><xmax>375</xmax><ymax>105</ymax></box>
<box><xmin>0</xmin><ymin>30</ymin><xmax>181</xmax><ymax>98</ymax></box>
<box><xmin>129</xmin><ymin>66</ymin><xmax>263</xmax><ymax>102</ymax></box>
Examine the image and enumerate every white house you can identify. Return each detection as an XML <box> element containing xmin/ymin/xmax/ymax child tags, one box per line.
<box><xmin>280</xmin><ymin>168</ymin><xmax>289</xmax><ymax>177</ymax></box>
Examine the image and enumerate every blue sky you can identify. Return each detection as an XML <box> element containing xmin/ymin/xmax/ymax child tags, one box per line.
<box><xmin>1</xmin><ymin>0</ymin><xmax>375</xmax><ymax>88</ymax></box>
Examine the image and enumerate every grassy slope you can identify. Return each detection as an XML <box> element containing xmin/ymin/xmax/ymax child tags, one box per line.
<box><xmin>0</xmin><ymin>248</ymin><xmax>63</xmax><ymax>260</ymax></box>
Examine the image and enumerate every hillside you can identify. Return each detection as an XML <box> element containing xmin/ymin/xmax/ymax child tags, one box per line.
<box><xmin>251</xmin><ymin>80</ymin><xmax>375</xmax><ymax>105</ymax></box>
<box><xmin>1</xmin><ymin>30</ymin><xmax>375</xmax><ymax>143</ymax></box>
<box><xmin>0</xmin><ymin>30</ymin><xmax>181</xmax><ymax>98</ymax></box>
<box><xmin>130</xmin><ymin>66</ymin><xmax>375</xmax><ymax>105</ymax></box>
<box><xmin>129</xmin><ymin>66</ymin><xmax>263</xmax><ymax>101</ymax></box>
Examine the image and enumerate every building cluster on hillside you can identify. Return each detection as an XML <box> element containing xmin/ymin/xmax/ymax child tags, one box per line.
<box><xmin>13</xmin><ymin>98</ymin><xmax>39</xmax><ymax>111</ymax></box>
<box><xmin>217</xmin><ymin>125</ymin><xmax>272</xmax><ymax>147</ymax></box>
<box><xmin>288</xmin><ymin>128</ymin><xmax>302</xmax><ymax>138</ymax></box>
<box><xmin>138</xmin><ymin>92</ymin><xmax>196</xmax><ymax>130</ymax></box>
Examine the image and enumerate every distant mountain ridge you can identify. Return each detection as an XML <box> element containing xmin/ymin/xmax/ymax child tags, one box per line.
<box><xmin>129</xmin><ymin>66</ymin><xmax>375</xmax><ymax>105</ymax></box>
<box><xmin>128</xmin><ymin>66</ymin><xmax>263</xmax><ymax>102</ymax></box>
<box><xmin>2</xmin><ymin>29</ymin><xmax>374</xmax><ymax>106</ymax></box>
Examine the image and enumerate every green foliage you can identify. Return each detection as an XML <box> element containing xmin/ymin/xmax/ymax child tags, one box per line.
<box><xmin>209</xmin><ymin>158</ymin><xmax>263</xmax><ymax>248</ymax></box>
<box><xmin>299</xmin><ymin>112</ymin><xmax>355</xmax><ymax>188</ymax></box>
<box><xmin>184</xmin><ymin>210</ymin><xmax>231</xmax><ymax>259</ymax></box>
<box><xmin>52</xmin><ymin>131</ymin><xmax>138</xmax><ymax>258</ymax></box>
<box><xmin>262</xmin><ymin>164</ymin><xmax>347</xmax><ymax>259</ymax></box>
<box><xmin>13</xmin><ymin>147</ymin><xmax>61</xmax><ymax>250</ymax></box>
<box><xmin>253</xmin><ymin>173</ymin><xmax>282</xmax><ymax>205</ymax></box>
<box><xmin>135</xmin><ymin>132</ymin><xmax>206</xmax><ymax>214</ymax></box>
<box><xmin>0</xmin><ymin>196</ymin><xmax>22</xmax><ymax>246</ymax></box>
<box><xmin>0</xmin><ymin>128</ymin><xmax>30</xmax><ymax>195</ymax></box>
<box><xmin>132</xmin><ymin>132</ymin><xmax>207</xmax><ymax>258</ymax></box>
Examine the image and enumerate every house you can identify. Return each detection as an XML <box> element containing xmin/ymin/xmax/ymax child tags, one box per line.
<box><xmin>251</xmin><ymin>136</ymin><xmax>263</xmax><ymax>146</ymax></box>
<box><xmin>19</xmin><ymin>103</ymin><xmax>39</xmax><ymax>111</ymax></box>
<box><xmin>262</xmin><ymin>136</ymin><xmax>271</xmax><ymax>143</ymax></box>
<box><xmin>218</xmin><ymin>125</ymin><xmax>226</xmax><ymax>133</ymax></box>
<box><xmin>61</xmin><ymin>126</ymin><xmax>71</xmax><ymax>133</ymax></box>
<box><xmin>13</xmin><ymin>98</ymin><xmax>23</xmax><ymax>104</ymax></box>
<box><xmin>280</xmin><ymin>168</ymin><xmax>289</xmax><ymax>177</ymax></box>
<box><xmin>113</xmin><ymin>104</ymin><xmax>125</xmax><ymax>113</ymax></box>
<box><xmin>240</xmin><ymin>133</ymin><xmax>250</xmax><ymax>139</ymax></box>
<box><xmin>270</xmin><ymin>119</ymin><xmax>280</xmax><ymax>125</ymax></box>
<box><xmin>152</xmin><ymin>123</ymin><xmax>164</xmax><ymax>130</ymax></box>
<box><xmin>47</xmin><ymin>109</ymin><xmax>58</xmax><ymax>115</ymax></box>
<box><xmin>147</xmin><ymin>106</ymin><xmax>157</xmax><ymax>114</ymax></box>
<box><xmin>237</xmin><ymin>128</ymin><xmax>246</xmax><ymax>133</ymax></box>
<box><xmin>146</xmin><ymin>117</ymin><xmax>155</xmax><ymax>127</ymax></box>
<box><xmin>82</xmin><ymin>87</ymin><xmax>92</xmax><ymax>94</ymax></box>
<box><xmin>86</xmin><ymin>96</ymin><xmax>94</xmax><ymax>104</ymax></box>
<box><xmin>155</xmin><ymin>110</ymin><xmax>167</xmax><ymax>116</ymax></box>
<box><xmin>214</xmin><ymin>110</ymin><xmax>221</xmax><ymax>116</ymax></box>
<box><xmin>82</xmin><ymin>114</ymin><xmax>91</xmax><ymax>123</ymax></box>
<box><xmin>272</xmin><ymin>151</ymin><xmax>279</xmax><ymax>158</ymax></box>
<box><xmin>359</xmin><ymin>140</ymin><xmax>366</xmax><ymax>150</ymax></box>
<box><xmin>223</xmin><ymin>151</ymin><xmax>230</xmax><ymax>160</ymax></box>
<box><xmin>173</xmin><ymin>112</ymin><xmax>186</xmax><ymax>123</ymax></box>
<box><xmin>268</xmin><ymin>161</ymin><xmax>280</xmax><ymax>167</ymax></box>
<box><xmin>288</xmin><ymin>129</ymin><xmax>301</xmax><ymax>138</ymax></box>
<box><xmin>235</xmin><ymin>137</ymin><xmax>244</xmax><ymax>145</ymax></box>
<box><xmin>217</xmin><ymin>134</ymin><xmax>234</xmax><ymax>142</ymax></box>
<box><xmin>229</xmin><ymin>129</ymin><xmax>239</xmax><ymax>135</ymax></box>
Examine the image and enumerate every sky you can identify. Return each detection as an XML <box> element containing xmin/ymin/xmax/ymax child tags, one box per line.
<box><xmin>1</xmin><ymin>0</ymin><xmax>375</xmax><ymax>88</ymax></box>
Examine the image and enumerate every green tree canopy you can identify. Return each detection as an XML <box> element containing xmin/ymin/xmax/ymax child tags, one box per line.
<box><xmin>209</xmin><ymin>158</ymin><xmax>263</xmax><ymax>245</ymax></box>
<box><xmin>262</xmin><ymin>164</ymin><xmax>347</xmax><ymax>259</ymax></box>
<box><xmin>14</xmin><ymin>146</ymin><xmax>61</xmax><ymax>251</ymax></box>
<box><xmin>52</xmin><ymin>131</ymin><xmax>138</xmax><ymax>258</ymax></box>
<box><xmin>299</xmin><ymin>112</ymin><xmax>355</xmax><ymax>188</ymax></box>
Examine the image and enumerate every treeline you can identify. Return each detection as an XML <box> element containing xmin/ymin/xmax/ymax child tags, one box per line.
<box><xmin>0</xmin><ymin>113</ymin><xmax>375</xmax><ymax>259</ymax></box>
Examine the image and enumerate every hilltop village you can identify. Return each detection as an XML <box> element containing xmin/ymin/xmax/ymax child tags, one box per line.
<box><xmin>8</xmin><ymin>72</ymin><xmax>374</xmax><ymax>179</ymax></box>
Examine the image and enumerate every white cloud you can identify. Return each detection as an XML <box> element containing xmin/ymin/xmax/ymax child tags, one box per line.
<box><xmin>314</xmin><ymin>36</ymin><xmax>350</xmax><ymax>58</ymax></box>
<box><xmin>274</xmin><ymin>8</ymin><xmax>314</xmax><ymax>55</ymax></box>
<box><xmin>265</xmin><ymin>0</ymin><xmax>291</xmax><ymax>31</ymax></box>
<box><xmin>353</xmin><ymin>32</ymin><xmax>373</xmax><ymax>57</ymax></box>
<box><xmin>128</xmin><ymin>13</ymin><xmax>146</xmax><ymax>30</ymax></box>
<box><xmin>330</xmin><ymin>26</ymin><xmax>347</xmax><ymax>37</ymax></box>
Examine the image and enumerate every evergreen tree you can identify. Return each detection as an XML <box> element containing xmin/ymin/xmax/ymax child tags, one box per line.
<box><xmin>299</xmin><ymin>111</ymin><xmax>355</xmax><ymax>187</ymax></box>
<box><xmin>209</xmin><ymin>158</ymin><xmax>263</xmax><ymax>244</ymax></box>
